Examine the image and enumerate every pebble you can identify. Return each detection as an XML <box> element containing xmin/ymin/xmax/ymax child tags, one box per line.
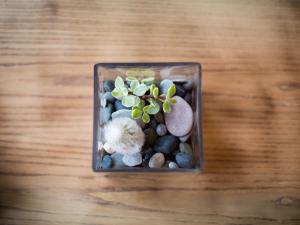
<box><xmin>175</xmin><ymin>84</ymin><xmax>186</xmax><ymax>98</ymax></box>
<box><xmin>149</xmin><ymin>118</ymin><xmax>157</xmax><ymax>130</ymax></box>
<box><xmin>175</xmin><ymin>152</ymin><xmax>193</xmax><ymax>168</ymax></box>
<box><xmin>144</xmin><ymin>128</ymin><xmax>158</xmax><ymax>147</ymax></box>
<box><xmin>102</xmin><ymin>155</ymin><xmax>113</xmax><ymax>169</ymax></box>
<box><xmin>156</xmin><ymin>123</ymin><xmax>167</xmax><ymax>136</ymax></box>
<box><xmin>179</xmin><ymin>132</ymin><xmax>191</xmax><ymax>142</ymax></box>
<box><xmin>111</xmin><ymin>109</ymin><xmax>145</xmax><ymax>128</ymax></box>
<box><xmin>148</xmin><ymin>153</ymin><xmax>165</xmax><ymax>168</ymax></box>
<box><xmin>103</xmin><ymin>80</ymin><xmax>114</xmax><ymax>92</ymax></box>
<box><xmin>101</xmin><ymin>103</ymin><xmax>113</xmax><ymax>125</ymax></box>
<box><xmin>184</xmin><ymin>92</ymin><xmax>192</xmax><ymax>105</ymax></box>
<box><xmin>142</xmin><ymin>149</ymin><xmax>155</xmax><ymax>167</ymax></box>
<box><xmin>102</xmin><ymin>92</ymin><xmax>115</xmax><ymax>103</ymax></box>
<box><xmin>122</xmin><ymin>152</ymin><xmax>142</xmax><ymax>167</ymax></box>
<box><xmin>160</xmin><ymin>79</ymin><xmax>174</xmax><ymax>94</ymax></box>
<box><xmin>164</xmin><ymin>96</ymin><xmax>193</xmax><ymax>137</ymax></box>
<box><xmin>154</xmin><ymin>112</ymin><xmax>164</xmax><ymax>123</ymax></box>
<box><xmin>179</xmin><ymin>142</ymin><xmax>192</xmax><ymax>155</ymax></box>
<box><xmin>168</xmin><ymin>161</ymin><xmax>179</xmax><ymax>169</ymax></box>
<box><xmin>154</xmin><ymin>135</ymin><xmax>179</xmax><ymax>154</ymax></box>
<box><xmin>111</xmin><ymin>153</ymin><xmax>126</xmax><ymax>168</ymax></box>
<box><xmin>183</xmin><ymin>80</ymin><xmax>193</xmax><ymax>91</ymax></box>
<box><xmin>114</xmin><ymin>100</ymin><xmax>131</xmax><ymax>111</ymax></box>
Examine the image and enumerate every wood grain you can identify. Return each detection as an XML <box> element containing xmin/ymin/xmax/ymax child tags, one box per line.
<box><xmin>0</xmin><ymin>0</ymin><xmax>299</xmax><ymax>224</ymax></box>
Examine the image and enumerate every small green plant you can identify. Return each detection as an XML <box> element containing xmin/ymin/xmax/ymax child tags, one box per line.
<box><xmin>111</xmin><ymin>76</ymin><xmax>177</xmax><ymax>123</ymax></box>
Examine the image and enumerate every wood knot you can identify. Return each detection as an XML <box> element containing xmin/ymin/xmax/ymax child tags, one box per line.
<box><xmin>275</xmin><ymin>196</ymin><xmax>300</xmax><ymax>208</ymax></box>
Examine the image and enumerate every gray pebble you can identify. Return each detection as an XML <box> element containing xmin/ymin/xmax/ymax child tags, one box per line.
<box><xmin>183</xmin><ymin>80</ymin><xmax>193</xmax><ymax>91</ymax></box>
<box><xmin>102</xmin><ymin>155</ymin><xmax>112</xmax><ymax>169</ymax></box>
<box><xmin>148</xmin><ymin>153</ymin><xmax>165</xmax><ymax>168</ymax></box>
<box><xmin>156</xmin><ymin>123</ymin><xmax>167</xmax><ymax>136</ymax></box>
<box><xmin>103</xmin><ymin>80</ymin><xmax>114</xmax><ymax>92</ymax></box>
<box><xmin>111</xmin><ymin>153</ymin><xmax>126</xmax><ymax>168</ymax></box>
<box><xmin>122</xmin><ymin>152</ymin><xmax>142</xmax><ymax>167</ymax></box>
<box><xmin>179</xmin><ymin>142</ymin><xmax>192</xmax><ymax>155</ymax></box>
<box><xmin>176</xmin><ymin>152</ymin><xmax>193</xmax><ymax>168</ymax></box>
<box><xmin>168</xmin><ymin>161</ymin><xmax>179</xmax><ymax>169</ymax></box>
<box><xmin>160</xmin><ymin>79</ymin><xmax>174</xmax><ymax>94</ymax></box>
<box><xmin>102</xmin><ymin>92</ymin><xmax>115</xmax><ymax>103</ymax></box>
<box><xmin>114</xmin><ymin>100</ymin><xmax>131</xmax><ymax>111</ymax></box>
<box><xmin>100</xmin><ymin>103</ymin><xmax>113</xmax><ymax>125</ymax></box>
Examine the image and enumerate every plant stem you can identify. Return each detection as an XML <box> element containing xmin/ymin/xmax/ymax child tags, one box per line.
<box><xmin>141</xmin><ymin>95</ymin><xmax>166</xmax><ymax>100</ymax></box>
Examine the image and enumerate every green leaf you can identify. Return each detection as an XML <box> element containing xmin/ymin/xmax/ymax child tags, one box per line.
<box><xmin>131</xmin><ymin>108</ymin><xmax>143</xmax><ymax>119</ymax></box>
<box><xmin>149</xmin><ymin>84</ymin><xmax>155</xmax><ymax>95</ymax></box>
<box><xmin>111</xmin><ymin>89</ymin><xmax>123</xmax><ymax>100</ymax></box>
<box><xmin>145</xmin><ymin>105</ymin><xmax>160</xmax><ymax>115</ymax></box>
<box><xmin>167</xmin><ymin>84</ymin><xmax>176</xmax><ymax>97</ymax></box>
<box><xmin>115</xmin><ymin>76</ymin><xmax>125</xmax><ymax>90</ymax></box>
<box><xmin>122</xmin><ymin>95</ymin><xmax>136</xmax><ymax>107</ymax></box>
<box><xmin>121</xmin><ymin>87</ymin><xmax>128</xmax><ymax>96</ymax></box>
<box><xmin>126</xmin><ymin>76</ymin><xmax>138</xmax><ymax>82</ymax></box>
<box><xmin>138</xmin><ymin>99</ymin><xmax>145</xmax><ymax>109</ymax></box>
<box><xmin>141</xmin><ymin>77</ymin><xmax>155</xmax><ymax>85</ymax></box>
<box><xmin>130</xmin><ymin>80</ymin><xmax>139</xmax><ymax>91</ymax></box>
<box><xmin>142</xmin><ymin>112</ymin><xmax>150</xmax><ymax>123</ymax></box>
<box><xmin>133</xmin><ymin>96</ymin><xmax>141</xmax><ymax>107</ymax></box>
<box><xmin>153</xmin><ymin>87</ymin><xmax>159</xmax><ymax>98</ymax></box>
<box><xmin>133</xmin><ymin>84</ymin><xmax>148</xmax><ymax>96</ymax></box>
<box><xmin>169</xmin><ymin>98</ymin><xmax>177</xmax><ymax>105</ymax></box>
<box><xmin>163</xmin><ymin>101</ymin><xmax>171</xmax><ymax>113</ymax></box>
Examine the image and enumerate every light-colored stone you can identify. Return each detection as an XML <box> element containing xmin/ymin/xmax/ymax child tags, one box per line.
<box><xmin>122</xmin><ymin>152</ymin><xmax>142</xmax><ymax>167</ymax></box>
<box><xmin>179</xmin><ymin>132</ymin><xmax>191</xmax><ymax>142</ymax></box>
<box><xmin>111</xmin><ymin>109</ymin><xmax>145</xmax><ymax>128</ymax></box>
<box><xmin>179</xmin><ymin>142</ymin><xmax>192</xmax><ymax>155</ymax></box>
<box><xmin>148</xmin><ymin>153</ymin><xmax>165</xmax><ymax>168</ymax></box>
<box><xmin>164</xmin><ymin>96</ymin><xmax>193</xmax><ymax>137</ymax></box>
<box><xmin>169</xmin><ymin>161</ymin><xmax>179</xmax><ymax>169</ymax></box>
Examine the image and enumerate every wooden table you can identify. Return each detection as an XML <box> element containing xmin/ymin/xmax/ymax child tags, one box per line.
<box><xmin>0</xmin><ymin>1</ymin><xmax>299</xmax><ymax>224</ymax></box>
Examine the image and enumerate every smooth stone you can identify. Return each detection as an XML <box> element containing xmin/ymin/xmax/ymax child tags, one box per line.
<box><xmin>179</xmin><ymin>142</ymin><xmax>192</xmax><ymax>155</ymax></box>
<box><xmin>148</xmin><ymin>153</ymin><xmax>165</xmax><ymax>168</ymax></box>
<box><xmin>168</xmin><ymin>161</ymin><xmax>179</xmax><ymax>169</ymax></box>
<box><xmin>183</xmin><ymin>80</ymin><xmax>193</xmax><ymax>91</ymax></box>
<box><xmin>111</xmin><ymin>109</ymin><xmax>145</xmax><ymax>128</ymax></box>
<box><xmin>175</xmin><ymin>84</ymin><xmax>186</xmax><ymax>98</ymax></box>
<box><xmin>101</xmin><ymin>103</ymin><xmax>113</xmax><ymax>125</ymax></box>
<box><xmin>164</xmin><ymin>96</ymin><xmax>193</xmax><ymax>137</ymax></box>
<box><xmin>154</xmin><ymin>112</ymin><xmax>164</xmax><ymax>123</ymax></box>
<box><xmin>142</xmin><ymin>149</ymin><xmax>155</xmax><ymax>167</ymax></box>
<box><xmin>122</xmin><ymin>152</ymin><xmax>142</xmax><ymax>167</ymax></box>
<box><xmin>111</xmin><ymin>153</ymin><xmax>126</xmax><ymax>168</ymax></box>
<box><xmin>102</xmin><ymin>92</ymin><xmax>115</xmax><ymax>103</ymax></box>
<box><xmin>114</xmin><ymin>100</ymin><xmax>131</xmax><ymax>111</ymax></box>
<box><xmin>176</xmin><ymin>152</ymin><xmax>193</xmax><ymax>168</ymax></box>
<box><xmin>144</xmin><ymin>128</ymin><xmax>158</xmax><ymax>147</ymax></box>
<box><xmin>159</xmin><ymin>79</ymin><xmax>174</xmax><ymax>94</ymax></box>
<box><xmin>149</xmin><ymin>118</ymin><xmax>157</xmax><ymax>130</ymax></box>
<box><xmin>102</xmin><ymin>155</ymin><xmax>113</xmax><ymax>169</ymax></box>
<box><xmin>184</xmin><ymin>92</ymin><xmax>192</xmax><ymax>105</ymax></box>
<box><xmin>103</xmin><ymin>80</ymin><xmax>114</xmax><ymax>92</ymax></box>
<box><xmin>154</xmin><ymin>135</ymin><xmax>179</xmax><ymax>155</ymax></box>
<box><xmin>156</xmin><ymin>124</ymin><xmax>167</xmax><ymax>136</ymax></box>
<box><xmin>179</xmin><ymin>132</ymin><xmax>191</xmax><ymax>142</ymax></box>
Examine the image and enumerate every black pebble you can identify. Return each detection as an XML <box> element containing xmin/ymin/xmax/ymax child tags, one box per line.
<box><xmin>154</xmin><ymin>135</ymin><xmax>179</xmax><ymax>155</ymax></box>
<box><xmin>103</xmin><ymin>80</ymin><xmax>115</xmax><ymax>92</ymax></box>
<box><xmin>175</xmin><ymin>84</ymin><xmax>186</xmax><ymax>98</ymax></box>
<box><xmin>184</xmin><ymin>92</ymin><xmax>192</xmax><ymax>105</ymax></box>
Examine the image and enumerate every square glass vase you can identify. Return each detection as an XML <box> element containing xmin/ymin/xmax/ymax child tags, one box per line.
<box><xmin>93</xmin><ymin>63</ymin><xmax>203</xmax><ymax>172</ymax></box>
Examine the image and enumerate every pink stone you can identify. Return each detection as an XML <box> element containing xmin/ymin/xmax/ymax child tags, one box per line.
<box><xmin>164</xmin><ymin>96</ymin><xmax>193</xmax><ymax>137</ymax></box>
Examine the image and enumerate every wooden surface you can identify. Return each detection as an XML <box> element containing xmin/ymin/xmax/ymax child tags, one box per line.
<box><xmin>0</xmin><ymin>0</ymin><xmax>299</xmax><ymax>224</ymax></box>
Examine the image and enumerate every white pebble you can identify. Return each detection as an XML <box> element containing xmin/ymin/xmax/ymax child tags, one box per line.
<box><xmin>122</xmin><ymin>152</ymin><xmax>142</xmax><ymax>167</ymax></box>
<box><xmin>169</xmin><ymin>161</ymin><xmax>178</xmax><ymax>169</ymax></box>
